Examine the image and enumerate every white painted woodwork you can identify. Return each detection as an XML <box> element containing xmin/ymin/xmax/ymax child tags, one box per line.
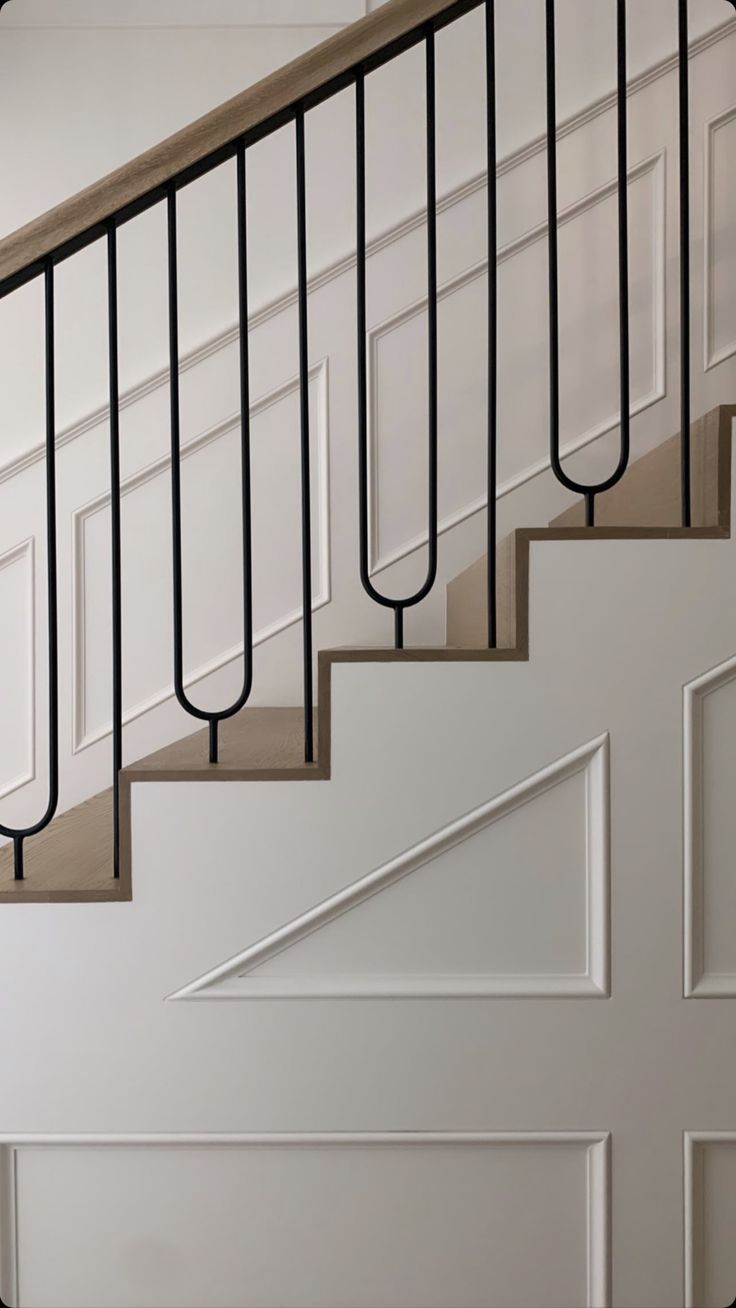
<box><xmin>0</xmin><ymin>421</ymin><xmax>734</xmax><ymax>1304</ymax></box>
<box><xmin>685</xmin><ymin>1134</ymin><xmax>736</xmax><ymax>1308</ymax></box>
<box><xmin>1</xmin><ymin>23</ymin><xmax>735</xmax><ymax>839</ymax></box>
<box><xmin>6</xmin><ymin>1135</ymin><xmax>609</xmax><ymax>1308</ymax></box>
<box><xmin>170</xmin><ymin>735</ymin><xmax>609</xmax><ymax>999</ymax></box>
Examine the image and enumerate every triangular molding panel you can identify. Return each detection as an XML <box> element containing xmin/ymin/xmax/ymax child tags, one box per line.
<box><xmin>170</xmin><ymin>734</ymin><xmax>610</xmax><ymax>1001</ymax></box>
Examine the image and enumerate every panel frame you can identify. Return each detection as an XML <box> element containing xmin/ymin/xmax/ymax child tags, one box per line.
<box><xmin>0</xmin><ymin>1131</ymin><xmax>611</xmax><ymax>1308</ymax></box>
<box><xmin>168</xmin><ymin>733</ymin><xmax>610</xmax><ymax>1001</ymax></box>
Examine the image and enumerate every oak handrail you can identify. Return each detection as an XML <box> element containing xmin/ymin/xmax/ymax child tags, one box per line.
<box><xmin>0</xmin><ymin>0</ymin><xmax>478</xmax><ymax>295</ymax></box>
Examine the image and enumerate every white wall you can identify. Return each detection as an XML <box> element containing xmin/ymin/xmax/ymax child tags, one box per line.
<box><xmin>0</xmin><ymin>2</ymin><xmax>735</xmax><ymax>833</ymax></box>
<box><xmin>3</xmin><ymin>443</ymin><xmax>736</xmax><ymax>1303</ymax></box>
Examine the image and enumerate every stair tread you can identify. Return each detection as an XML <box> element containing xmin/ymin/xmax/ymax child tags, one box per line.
<box><xmin>123</xmin><ymin>706</ymin><xmax>311</xmax><ymax>780</ymax></box>
<box><xmin>0</xmin><ymin>790</ymin><xmax>125</xmax><ymax>902</ymax></box>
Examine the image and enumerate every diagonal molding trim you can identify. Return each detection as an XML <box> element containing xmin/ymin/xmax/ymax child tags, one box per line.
<box><xmin>2</xmin><ymin>15</ymin><xmax>733</xmax><ymax>488</ymax></box>
<box><xmin>0</xmin><ymin>537</ymin><xmax>35</xmax><ymax>802</ymax></box>
<box><xmin>683</xmin><ymin>651</ymin><xmax>736</xmax><ymax>997</ymax></box>
<box><xmin>703</xmin><ymin>103</ymin><xmax>736</xmax><ymax>373</ymax></box>
<box><xmin>0</xmin><ymin>1132</ymin><xmax>610</xmax><ymax>1308</ymax></box>
<box><xmin>366</xmin><ymin>152</ymin><xmax>666</xmax><ymax>576</ymax></box>
<box><xmin>169</xmin><ymin>732</ymin><xmax>610</xmax><ymax>1001</ymax></box>
<box><xmin>71</xmin><ymin>359</ymin><xmax>331</xmax><ymax>755</ymax></box>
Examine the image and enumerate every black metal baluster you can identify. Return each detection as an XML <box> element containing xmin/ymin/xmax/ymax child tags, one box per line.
<box><xmin>678</xmin><ymin>0</ymin><xmax>692</xmax><ymax>526</ymax></box>
<box><xmin>235</xmin><ymin>141</ymin><xmax>255</xmax><ymax>735</ymax></box>
<box><xmin>107</xmin><ymin>225</ymin><xmax>123</xmax><ymax>878</ymax></box>
<box><xmin>485</xmin><ymin>0</ymin><xmax>498</xmax><ymax>648</ymax></box>
<box><xmin>0</xmin><ymin>262</ymin><xmax>59</xmax><ymax>879</ymax></box>
<box><xmin>545</xmin><ymin>0</ymin><xmax>630</xmax><ymax>524</ymax></box>
<box><xmin>424</xmin><ymin>26</ymin><xmax>439</xmax><ymax>645</ymax></box>
<box><xmin>166</xmin><ymin>175</ymin><xmax>254</xmax><ymax>764</ymax></box>
<box><xmin>545</xmin><ymin>0</ymin><xmax>563</xmax><ymax>514</ymax></box>
<box><xmin>616</xmin><ymin>0</ymin><xmax>631</xmax><ymax>515</ymax></box>
<box><xmin>295</xmin><ymin>108</ymin><xmax>315</xmax><ymax>762</ymax></box>
<box><xmin>355</xmin><ymin>29</ymin><xmax>439</xmax><ymax>651</ymax></box>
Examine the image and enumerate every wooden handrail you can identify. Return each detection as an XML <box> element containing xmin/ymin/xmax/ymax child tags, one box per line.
<box><xmin>0</xmin><ymin>0</ymin><xmax>478</xmax><ymax>292</ymax></box>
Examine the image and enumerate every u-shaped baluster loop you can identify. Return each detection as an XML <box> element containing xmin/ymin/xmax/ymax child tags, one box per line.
<box><xmin>545</xmin><ymin>0</ymin><xmax>631</xmax><ymax>527</ymax></box>
<box><xmin>355</xmin><ymin>29</ymin><xmax>439</xmax><ymax>650</ymax></box>
<box><xmin>166</xmin><ymin>155</ymin><xmax>254</xmax><ymax>765</ymax></box>
<box><xmin>0</xmin><ymin>262</ymin><xmax>59</xmax><ymax>878</ymax></box>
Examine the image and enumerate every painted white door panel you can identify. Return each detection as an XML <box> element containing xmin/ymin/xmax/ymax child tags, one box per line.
<box><xmin>9</xmin><ymin>1135</ymin><xmax>607</xmax><ymax>1308</ymax></box>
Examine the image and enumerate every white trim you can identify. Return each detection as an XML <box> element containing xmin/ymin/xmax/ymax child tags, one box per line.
<box><xmin>0</xmin><ymin>16</ymin><xmax>731</xmax><ymax>488</ymax></box>
<box><xmin>703</xmin><ymin>103</ymin><xmax>736</xmax><ymax>373</ymax></box>
<box><xmin>683</xmin><ymin>653</ymin><xmax>736</xmax><ymax>997</ymax></box>
<box><xmin>0</xmin><ymin>1142</ymin><xmax>18</xmax><ymax>1308</ymax></box>
<box><xmin>0</xmin><ymin>1130</ymin><xmax>610</xmax><ymax>1308</ymax></box>
<box><xmin>366</xmin><ymin>153</ymin><xmax>666</xmax><ymax>576</ymax></box>
<box><xmin>169</xmin><ymin>733</ymin><xmax>610</xmax><ymax>1001</ymax></box>
<box><xmin>683</xmin><ymin>1131</ymin><xmax>736</xmax><ymax>1308</ymax></box>
<box><xmin>0</xmin><ymin>537</ymin><xmax>35</xmax><ymax>803</ymax></box>
<box><xmin>71</xmin><ymin>359</ymin><xmax>331</xmax><ymax>754</ymax></box>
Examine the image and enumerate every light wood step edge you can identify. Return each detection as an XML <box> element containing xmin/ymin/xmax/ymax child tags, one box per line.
<box><xmin>446</xmin><ymin>404</ymin><xmax>735</xmax><ymax>649</ymax></box>
<box><xmin>2</xmin><ymin>403</ymin><xmax>733</xmax><ymax>902</ymax></box>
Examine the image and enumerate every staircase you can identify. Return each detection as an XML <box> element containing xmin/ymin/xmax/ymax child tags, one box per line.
<box><xmin>2</xmin><ymin>0</ymin><xmax>736</xmax><ymax>1304</ymax></box>
<box><xmin>1</xmin><ymin>404</ymin><xmax>733</xmax><ymax>901</ymax></box>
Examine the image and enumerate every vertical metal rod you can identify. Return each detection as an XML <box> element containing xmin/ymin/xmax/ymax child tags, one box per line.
<box><xmin>585</xmin><ymin>493</ymin><xmax>595</xmax><ymax>528</ymax></box>
<box><xmin>13</xmin><ymin>835</ymin><xmax>23</xmax><ymax>882</ymax></box>
<box><xmin>167</xmin><ymin>189</ymin><xmax>188</xmax><ymax>737</ymax></box>
<box><xmin>107</xmin><ymin>226</ymin><xmax>123</xmax><ymax>877</ymax></box>
<box><xmin>394</xmin><ymin>607</ymin><xmax>404</xmax><ymax>650</ymax></box>
<box><xmin>485</xmin><ymin>0</ymin><xmax>498</xmax><ymax>646</ymax></box>
<box><xmin>355</xmin><ymin>71</ymin><xmax>385</xmax><ymax>628</ymax></box>
<box><xmin>425</xmin><ymin>27</ymin><xmax>439</xmax><ymax>643</ymax></box>
<box><xmin>544</xmin><ymin>0</ymin><xmax>563</xmax><ymax>516</ymax></box>
<box><xmin>235</xmin><ymin>139</ymin><xmax>254</xmax><ymax>744</ymax></box>
<box><xmin>295</xmin><ymin>108</ymin><xmax>314</xmax><ymax>763</ymax></box>
<box><xmin>678</xmin><ymin>0</ymin><xmax>692</xmax><ymax>526</ymax></box>
<box><xmin>616</xmin><ymin>0</ymin><xmax>630</xmax><ymax>534</ymax></box>
<box><xmin>43</xmin><ymin>262</ymin><xmax>59</xmax><ymax>857</ymax></box>
<box><xmin>209</xmin><ymin>720</ymin><xmax>218</xmax><ymax>765</ymax></box>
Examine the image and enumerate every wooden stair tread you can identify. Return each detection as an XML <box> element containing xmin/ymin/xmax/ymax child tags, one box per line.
<box><xmin>123</xmin><ymin>706</ymin><xmax>313</xmax><ymax>781</ymax></box>
<box><xmin>0</xmin><ymin>790</ymin><xmax>126</xmax><ymax>903</ymax></box>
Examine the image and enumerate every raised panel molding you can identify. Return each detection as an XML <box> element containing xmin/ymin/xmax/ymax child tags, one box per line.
<box><xmin>684</xmin><ymin>1132</ymin><xmax>736</xmax><ymax>1308</ymax></box>
<box><xmin>0</xmin><ymin>538</ymin><xmax>35</xmax><ymax>801</ymax></box>
<box><xmin>703</xmin><ymin>104</ymin><xmax>736</xmax><ymax>372</ymax></box>
<box><xmin>367</xmin><ymin>152</ymin><xmax>666</xmax><ymax>576</ymax></box>
<box><xmin>0</xmin><ymin>1131</ymin><xmax>610</xmax><ymax>1308</ymax></box>
<box><xmin>684</xmin><ymin>654</ymin><xmax>736</xmax><ymax>997</ymax></box>
<box><xmin>71</xmin><ymin>360</ymin><xmax>330</xmax><ymax>754</ymax></box>
<box><xmin>170</xmin><ymin>734</ymin><xmax>610</xmax><ymax>1001</ymax></box>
